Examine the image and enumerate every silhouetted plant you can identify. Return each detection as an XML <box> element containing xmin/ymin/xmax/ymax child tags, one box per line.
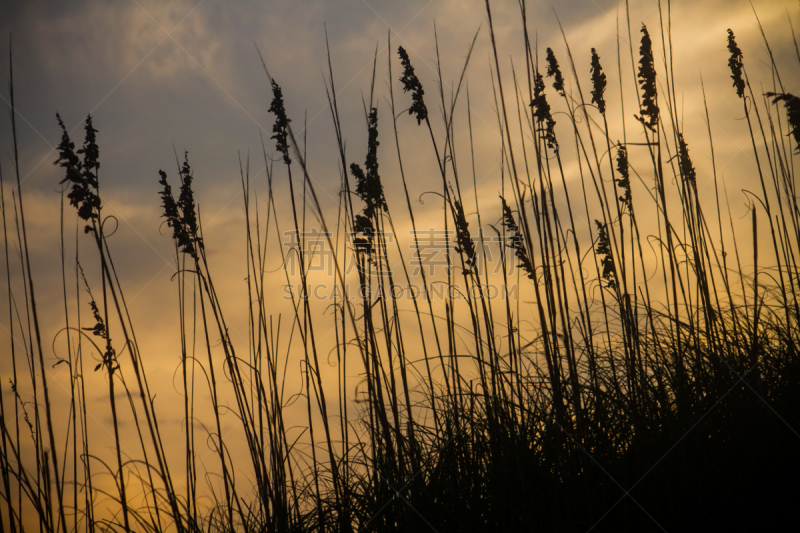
<box><xmin>352</xmin><ymin>108</ymin><xmax>386</xmax><ymax>216</ymax></box>
<box><xmin>530</xmin><ymin>72</ymin><xmax>558</xmax><ymax>151</ymax></box>
<box><xmin>545</xmin><ymin>47</ymin><xmax>565</xmax><ymax>96</ymax></box>
<box><xmin>158</xmin><ymin>153</ymin><xmax>201</xmax><ymax>258</ymax></box>
<box><xmin>595</xmin><ymin>220</ymin><xmax>616</xmax><ymax>289</ymax></box>
<box><xmin>351</xmin><ymin>212</ymin><xmax>375</xmax><ymax>255</ymax></box>
<box><xmin>453</xmin><ymin>198</ymin><xmax>477</xmax><ymax>274</ymax></box>
<box><xmin>350</xmin><ymin>108</ymin><xmax>386</xmax><ymax>256</ymax></box>
<box><xmin>177</xmin><ymin>155</ymin><xmax>200</xmax><ymax>240</ymax></box>
<box><xmin>677</xmin><ymin>133</ymin><xmax>697</xmax><ymax>185</ymax></box>
<box><xmin>398</xmin><ymin>46</ymin><xmax>428</xmax><ymax>125</ymax></box>
<box><xmin>54</xmin><ymin>114</ymin><xmax>102</xmax><ymax>227</ymax></box>
<box><xmin>268</xmin><ymin>80</ymin><xmax>292</xmax><ymax>164</ymax></box>
<box><xmin>158</xmin><ymin>178</ymin><xmax>195</xmax><ymax>258</ymax></box>
<box><xmin>349</xmin><ymin>161</ymin><xmax>376</xmax><ymax>254</ymax></box>
<box><xmin>590</xmin><ymin>48</ymin><xmax>607</xmax><ymax>114</ymax></box>
<box><xmin>158</xmin><ymin>170</ymin><xmax>180</xmax><ymax>228</ymax></box>
<box><xmin>78</xmin><ymin>266</ymin><xmax>119</xmax><ymax>377</ymax></box>
<box><xmin>5</xmin><ymin>9</ymin><xmax>800</xmax><ymax>533</ymax></box>
<box><xmin>727</xmin><ymin>29</ymin><xmax>746</xmax><ymax>98</ymax></box>
<box><xmin>766</xmin><ymin>92</ymin><xmax>800</xmax><ymax>153</ymax></box>
<box><xmin>615</xmin><ymin>143</ymin><xmax>632</xmax><ymax>209</ymax></box>
<box><xmin>635</xmin><ymin>24</ymin><xmax>659</xmax><ymax>132</ymax></box>
<box><xmin>501</xmin><ymin>197</ymin><xmax>534</xmax><ymax>280</ymax></box>
<box><xmin>82</xmin><ymin>287</ymin><xmax>107</xmax><ymax>342</ymax></box>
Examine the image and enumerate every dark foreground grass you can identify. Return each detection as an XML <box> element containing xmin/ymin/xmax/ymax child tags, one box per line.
<box><xmin>1</xmin><ymin>1</ymin><xmax>800</xmax><ymax>532</ymax></box>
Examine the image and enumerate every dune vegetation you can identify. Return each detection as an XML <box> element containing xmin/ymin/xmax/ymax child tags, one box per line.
<box><xmin>1</xmin><ymin>1</ymin><xmax>799</xmax><ymax>531</ymax></box>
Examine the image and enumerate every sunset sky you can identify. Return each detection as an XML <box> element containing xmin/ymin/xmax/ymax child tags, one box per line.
<box><xmin>1</xmin><ymin>0</ymin><xmax>798</xmax><ymax>524</ymax></box>
<box><xmin>1</xmin><ymin>0</ymin><xmax>795</xmax><ymax>338</ymax></box>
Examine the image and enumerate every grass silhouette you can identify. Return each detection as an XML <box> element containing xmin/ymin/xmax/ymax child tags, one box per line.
<box><xmin>1</xmin><ymin>2</ymin><xmax>799</xmax><ymax>532</ymax></box>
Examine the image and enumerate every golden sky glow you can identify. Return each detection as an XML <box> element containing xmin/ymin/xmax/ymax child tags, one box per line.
<box><xmin>1</xmin><ymin>0</ymin><xmax>799</xmax><ymax>528</ymax></box>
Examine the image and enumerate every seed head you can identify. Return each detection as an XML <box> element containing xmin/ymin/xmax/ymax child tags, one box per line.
<box><xmin>268</xmin><ymin>80</ymin><xmax>292</xmax><ymax>165</ymax></box>
<box><xmin>635</xmin><ymin>25</ymin><xmax>659</xmax><ymax>132</ymax></box>
<box><xmin>590</xmin><ymin>48</ymin><xmax>607</xmax><ymax>115</ymax></box>
<box><xmin>677</xmin><ymin>133</ymin><xmax>697</xmax><ymax>185</ymax></box>
<box><xmin>452</xmin><ymin>197</ymin><xmax>477</xmax><ymax>275</ymax></box>
<box><xmin>530</xmin><ymin>73</ymin><xmax>558</xmax><ymax>152</ymax></box>
<box><xmin>545</xmin><ymin>48</ymin><xmax>565</xmax><ymax>96</ymax></box>
<box><xmin>157</xmin><ymin>152</ymin><xmax>201</xmax><ymax>258</ymax></box>
<box><xmin>726</xmin><ymin>29</ymin><xmax>745</xmax><ymax>99</ymax></box>
<box><xmin>615</xmin><ymin>143</ymin><xmax>632</xmax><ymax>209</ymax></box>
<box><xmin>54</xmin><ymin>114</ymin><xmax>102</xmax><ymax>225</ymax></box>
<box><xmin>766</xmin><ymin>92</ymin><xmax>800</xmax><ymax>154</ymax></box>
<box><xmin>351</xmin><ymin>108</ymin><xmax>386</xmax><ymax>219</ymax></box>
<box><xmin>398</xmin><ymin>46</ymin><xmax>428</xmax><ymax>125</ymax></box>
<box><xmin>350</xmin><ymin>108</ymin><xmax>386</xmax><ymax>256</ymax></box>
<box><xmin>501</xmin><ymin>197</ymin><xmax>534</xmax><ymax>280</ymax></box>
<box><xmin>595</xmin><ymin>220</ymin><xmax>616</xmax><ymax>290</ymax></box>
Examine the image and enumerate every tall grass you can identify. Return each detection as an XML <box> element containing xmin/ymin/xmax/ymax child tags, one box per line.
<box><xmin>1</xmin><ymin>1</ymin><xmax>799</xmax><ymax>531</ymax></box>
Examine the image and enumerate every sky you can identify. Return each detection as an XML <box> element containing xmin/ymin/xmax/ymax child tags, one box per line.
<box><xmin>0</xmin><ymin>0</ymin><xmax>795</xmax><ymax>327</ymax></box>
<box><xmin>0</xmin><ymin>0</ymin><xmax>798</xmax><ymax>524</ymax></box>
